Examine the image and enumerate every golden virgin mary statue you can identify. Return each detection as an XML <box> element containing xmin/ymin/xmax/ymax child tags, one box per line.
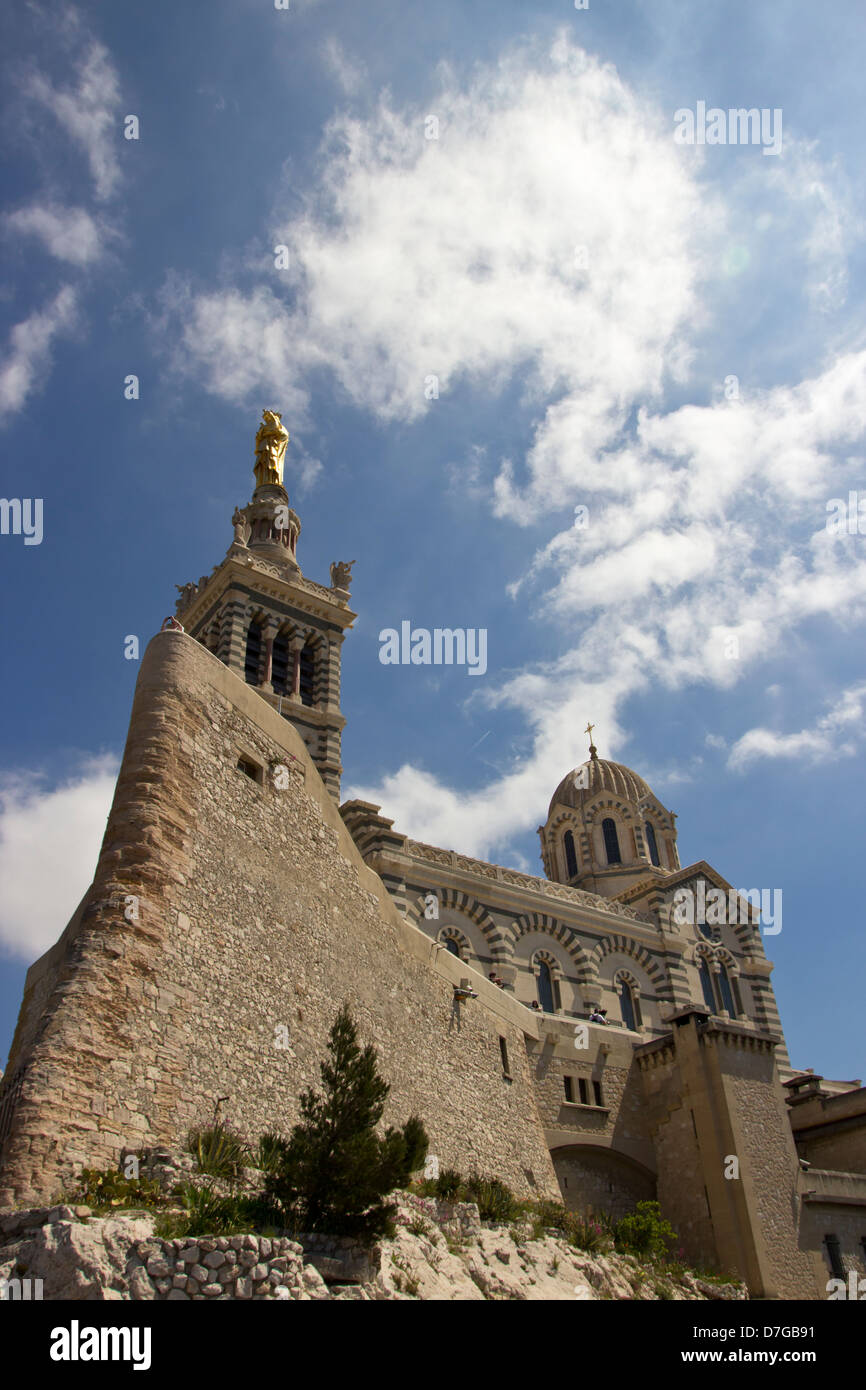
<box><xmin>253</xmin><ymin>410</ymin><xmax>290</xmax><ymax>488</ymax></box>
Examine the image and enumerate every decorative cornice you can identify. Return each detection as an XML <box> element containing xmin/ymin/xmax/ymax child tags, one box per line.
<box><xmin>402</xmin><ymin>839</ymin><xmax>654</xmax><ymax>923</ymax></box>
<box><xmin>177</xmin><ymin>554</ymin><xmax>356</xmax><ymax>632</ymax></box>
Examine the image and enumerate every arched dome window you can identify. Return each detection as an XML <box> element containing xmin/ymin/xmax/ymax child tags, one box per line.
<box><xmin>537</xmin><ymin>960</ymin><xmax>555</xmax><ymax>1014</ymax></box>
<box><xmin>244</xmin><ymin>620</ymin><xmax>262</xmax><ymax>685</ymax></box>
<box><xmin>602</xmin><ymin>818</ymin><xmax>621</xmax><ymax>865</ymax></box>
<box><xmin>444</xmin><ymin>938</ymin><xmax>460</xmax><ymax>958</ymax></box>
<box><xmin>563</xmin><ymin>830</ymin><xmax>578</xmax><ymax>878</ymax></box>
<box><xmin>699</xmin><ymin>958</ymin><xmax>716</xmax><ymax>1013</ymax></box>
<box><xmin>645</xmin><ymin>821</ymin><xmax>660</xmax><ymax>867</ymax></box>
<box><xmin>718</xmin><ymin>964</ymin><xmax>736</xmax><ymax>1016</ymax></box>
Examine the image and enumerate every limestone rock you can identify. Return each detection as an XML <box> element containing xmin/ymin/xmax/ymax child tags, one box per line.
<box><xmin>11</xmin><ymin>1215</ymin><xmax>154</xmax><ymax>1300</ymax></box>
<box><xmin>0</xmin><ymin>1193</ymin><xmax>747</xmax><ymax>1302</ymax></box>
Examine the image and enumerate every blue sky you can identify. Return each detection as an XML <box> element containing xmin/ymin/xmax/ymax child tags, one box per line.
<box><xmin>1</xmin><ymin>0</ymin><xmax>864</xmax><ymax>1084</ymax></box>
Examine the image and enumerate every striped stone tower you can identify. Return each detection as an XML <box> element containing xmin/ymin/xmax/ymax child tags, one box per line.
<box><xmin>172</xmin><ymin>411</ymin><xmax>356</xmax><ymax>798</ymax></box>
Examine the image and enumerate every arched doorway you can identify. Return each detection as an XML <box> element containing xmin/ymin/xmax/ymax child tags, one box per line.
<box><xmin>551</xmin><ymin>1144</ymin><xmax>656</xmax><ymax>1219</ymax></box>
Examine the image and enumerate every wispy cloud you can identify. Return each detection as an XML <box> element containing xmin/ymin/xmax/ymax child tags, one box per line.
<box><xmin>0</xmin><ymin>755</ymin><xmax>119</xmax><ymax>961</ymax></box>
<box><xmin>0</xmin><ymin>20</ymin><xmax>124</xmax><ymax>422</ymax></box>
<box><xmin>320</xmin><ymin>35</ymin><xmax>367</xmax><ymax>96</ymax></box>
<box><xmin>25</xmin><ymin>40</ymin><xmax>123</xmax><ymax>201</ymax></box>
<box><xmin>728</xmin><ymin>682</ymin><xmax>866</xmax><ymax>770</ymax></box>
<box><xmin>4</xmin><ymin>202</ymin><xmax>107</xmax><ymax>266</ymax></box>
<box><xmin>0</xmin><ymin>286</ymin><xmax>78</xmax><ymax>421</ymax></box>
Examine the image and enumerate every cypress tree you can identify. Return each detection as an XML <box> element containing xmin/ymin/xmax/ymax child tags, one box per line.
<box><xmin>266</xmin><ymin>1004</ymin><xmax>428</xmax><ymax>1241</ymax></box>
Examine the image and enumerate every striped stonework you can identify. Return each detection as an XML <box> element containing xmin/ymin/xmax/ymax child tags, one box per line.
<box><xmin>508</xmin><ymin>911</ymin><xmax>594</xmax><ymax>985</ymax></box>
<box><xmin>589</xmin><ymin>934</ymin><xmax>667</xmax><ymax>994</ymax></box>
<box><xmin>406</xmin><ymin>887</ymin><xmax>507</xmax><ymax>961</ymax></box>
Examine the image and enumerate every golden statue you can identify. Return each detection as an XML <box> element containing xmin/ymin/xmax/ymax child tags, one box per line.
<box><xmin>253</xmin><ymin>410</ymin><xmax>289</xmax><ymax>488</ymax></box>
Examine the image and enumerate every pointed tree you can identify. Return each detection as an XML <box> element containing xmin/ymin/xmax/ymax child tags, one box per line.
<box><xmin>265</xmin><ymin>1004</ymin><xmax>428</xmax><ymax>1241</ymax></box>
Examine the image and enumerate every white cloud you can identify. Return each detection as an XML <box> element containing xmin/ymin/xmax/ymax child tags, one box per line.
<box><xmin>349</xmin><ymin>358</ymin><xmax>866</xmax><ymax>851</ymax></box>
<box><xmin>25</xmin><ymin>40</ymin><xmax>122</xmax><ymax>201</ymax></box>
<box><xmin>155</xmin><ymin>280</ymin><xmax>311</xmax><ymax>423</ymax></box>
<box><xmin>765</xmin><ymin>141</ymin><xmax>860</xmax><ymax>313</ymax></box>
<box><xmin>0</xmin><ymin>286</ymin><xmax>78</xmax><ymax>421</ymax></box>
<box><xmin>4</xmin><ymin>202</ymin><xmax>106</xmax><ymax>266</ymax></box>
<box><xmin>0</xmin><ymin>756</ymin><xmax>119</xmax><ymax>962</ymax></box>
<box><xmin>159</xmin><ymin>35</ymin><xmax>712</xmax><ymax>427</ymax></box>
<box><xmin>728</xmin><ymin>683</ymin><xmax>866</xmax><ymax>771</ymax></box>
<box><xmin>296</xmin><ymin>452</ymin><xmax>323</xmax><ymax>493</ymax></box>
<box><xmin>447</xmin><ymin>444</ymin><xmax>489</xmax><ymax>501</ymax></box>
<box><xmin>321</xmin><ymin>36</ymin><xmax>366</xmax><ymax>96</ymax></box>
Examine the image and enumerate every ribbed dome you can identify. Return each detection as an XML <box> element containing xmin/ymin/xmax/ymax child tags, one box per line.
<box><xmin>548</xmin><ymin>758</ymin><xmax>654</xmax><ymax>815</ymax></box>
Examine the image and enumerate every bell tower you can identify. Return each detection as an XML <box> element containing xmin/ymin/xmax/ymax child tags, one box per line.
<box><xmin>173</xmin><ymin>410</ymin><xmax>356</xmax><ymax>798</ymax></box>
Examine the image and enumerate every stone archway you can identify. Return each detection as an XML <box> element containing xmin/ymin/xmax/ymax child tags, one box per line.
<box><xmin>551</xmin><ymin>1144</ymin><xmax>656</xmax><ymax>1219</ymax></box>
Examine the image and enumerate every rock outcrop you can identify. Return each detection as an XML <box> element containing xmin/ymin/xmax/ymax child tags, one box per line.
<box><xmin>0</xmin><ymin>1194</ymin><xmax>747</xmax><ymax>1302</ymax></box>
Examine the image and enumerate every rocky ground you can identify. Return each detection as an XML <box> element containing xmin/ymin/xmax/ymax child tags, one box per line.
<box><xmin>0</xmin><ymin>1190</ymin><xmax>747</xmax><ymax>1301</ymax></box>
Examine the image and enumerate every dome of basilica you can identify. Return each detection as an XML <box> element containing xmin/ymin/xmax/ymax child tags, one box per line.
<box><xmin>548</xmin><ymin>757</ymin><xmax>655</xmax><ymax>816</ymax></box>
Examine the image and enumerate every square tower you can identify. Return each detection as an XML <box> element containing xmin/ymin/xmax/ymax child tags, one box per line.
<box><xmin>172</xmin><ymin>411</ymin><xmax>355</xmax><ymax>797</ymax></box>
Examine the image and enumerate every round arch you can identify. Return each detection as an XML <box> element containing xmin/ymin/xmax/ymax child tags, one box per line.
<box><xmin>550</xmin><ymin>1143</ymin><xmax>656</xmax><ymax>1218</ymax></box>
<box><xmin>406</xmin><ymin>889</ymin><xmax>506</xmax><ymax>963</ymax></box>
<box><xmin>437</xmin><ymin>926</ymin><xmax>470</xmax><ymax>962</ymax></box>
<box><xmin>589</xmin><ymin>934</ymin><xmax>667</xmax><ymax>992</ymax></box>
<box><xmin>509</xmin><ymin>912</ymin><xmax>593</xmax><ymax>983</ymax></box>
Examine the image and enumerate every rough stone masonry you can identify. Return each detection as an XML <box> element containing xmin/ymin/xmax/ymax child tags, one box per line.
<box><xmin>0</xmin><ymin>631</ymin><xmax>560</xmax><ymax>1209</ymax></box>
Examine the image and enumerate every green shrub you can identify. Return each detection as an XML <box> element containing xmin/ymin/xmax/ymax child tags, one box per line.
<box><xmin>187</xmin><ymin>1121</ymin><xmax>249</xmax><ymax>1182</ymax></box>
<box><xmin>431</xmin><ymin>1168</ymin><xmax>463</xmax><ymax>1199</ymax></box>
<box><xmin>516</xmin><ymin>1198</ymin><xmax>608</xmax><ymax>1251</ymax></box>
<box><xmin>614</xmin><ymin>1201</ymin><xmax>678</xmax><ymax>1262</ymax></box>
<box><xmin>60</xmin><ymin>1167</ymin><xmax>168</xmax><ymax>1213</ymax></box>
<box><xmin>596</xmin><ymin>1209</ymin><xmax>618</xmax><ymax>1238</ymax></box>
<box><xmin>156</xmin><ymin>1183</ymin><xmax>283</xmax><ymax>1239</ymax></box>
<box><xmin>464</xmin><ymin>1174</ymin><xmax>518</xmax><ymax>1223</ymax></box>
<box><xmin>252</xmin><ymin>1131</ymin><xmax>287</xmax><ymax>1175</ymax></box>
<box><xmin>394</xmin><ymin>1114</ymin><xmax>429</xmax><ymax>1181</ymax></box>
<box><xmin>566</xmin><ymin>1213</ymin><xmax>607</xmax><ymax>1253</ymax></box>
<box><xmin>531</xmin><ymin>1199</ymin><xmax>570</xmax><ymax>1235</ymax></box>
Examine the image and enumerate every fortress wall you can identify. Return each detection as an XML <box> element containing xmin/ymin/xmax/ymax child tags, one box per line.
<box><xmin>794</xmin><ymin>1123</ymin><xmax>866</xmax><ymax>1174</ymax></box>
<box><xmin>799</xmin><ymin>1199</ymin><xmax>866</xmax><ymax>1282</ymax></box>
<box><xmin>717</xmin><ymin>1038</ymin><xmax>827</xmax><ymax>1299</ymax></box>
<box><xmin>528</xmin><ymin>1033</ymin><xmax>655</xmax><ymax>1161</ymax></box>
<box><xmin>0</xmin><ymin>632</ymin><xmax>558</xmax><ymax>1207</ymax></box>
<box><xmin>637</xmin><ymin>1042</ymin><xmax>718</xmax><ymax>1270</ymax></box>
<box><xmin>1</xmin><ymin>893</ymin><xmax>89</xmax><ymax>1086</ymax></box>
<box><xmin>638</xmin><ymin>1019</ymin><xmax>826</xmax><ymax>1298</ymax></box>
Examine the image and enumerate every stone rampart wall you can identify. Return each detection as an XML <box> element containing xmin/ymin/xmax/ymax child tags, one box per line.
<box><xmin>0</xmin><ymin>633</ymin><xmax>558</xmax><ymax>1206</ymax></box>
